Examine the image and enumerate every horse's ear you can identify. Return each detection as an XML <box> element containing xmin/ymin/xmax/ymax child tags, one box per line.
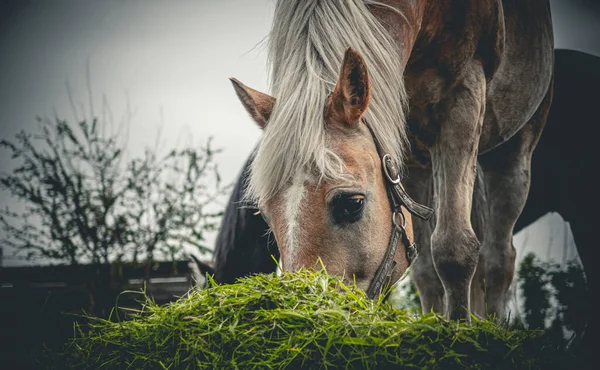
<box><xmin>230</xmin><ymin>78</ymin><xmax>275</xmax><ymax>129</ymax></box>
<box><xmin>325</xmin><ymin>48</ymin><xmax>371</xmax><ymax>128</ymax></box>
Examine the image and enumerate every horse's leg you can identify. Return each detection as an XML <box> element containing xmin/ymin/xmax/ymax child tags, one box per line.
<box><xmin>478</xmin><ymin>81</ymin><xmax>553</xmax><ymax>319</ymax></box>
<box><xmin>429</xmin><ymin>62</ymin><xmax>486</xmax><ymax>321</ymax></box>
<box><xmin>469</xmin><ymin>166</ymin><xmax>488</xmax><ymax>318</ymax></box>
<box><xmin>406</xmin><ymin>166</ymin><xmax>444</xmax><ymax>314</ymax></box>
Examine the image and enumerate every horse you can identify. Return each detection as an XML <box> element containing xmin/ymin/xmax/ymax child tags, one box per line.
<box><xmin>225</xmin><ymin>0</ymin><xmax>554</xmax><ymax>321</ymax></box>
<box><xmin>211</xmin><ymin>49</ymin><xmax>598</xmax><ymax>298</ymax></box>
<box><xmin>212</xmin><ymin>150</ymin><xmax>277</xmax><ymax>284</ymax></box>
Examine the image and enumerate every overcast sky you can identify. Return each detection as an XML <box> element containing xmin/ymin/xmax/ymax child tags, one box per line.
<box><xmin>0</xmin><ymin>0</ymin><xmax>599</xmax><ymax>266</ymax></box>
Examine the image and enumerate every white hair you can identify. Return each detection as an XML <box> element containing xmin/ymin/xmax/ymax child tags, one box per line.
<box><xmin>247</xmin><ymin>0</ymin><xmax>409</xmax><ymax>204</ymax></box>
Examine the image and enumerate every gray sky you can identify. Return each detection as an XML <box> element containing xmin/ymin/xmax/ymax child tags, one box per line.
<box><xmin>0</xmin><ymin>0</ymin><xmax>598</xmax><ymax>266</ymax></box>
<box><xmin>0</xmin><ymin>0</ymin><xmax>273</xmax><ymax>177</ymax></box>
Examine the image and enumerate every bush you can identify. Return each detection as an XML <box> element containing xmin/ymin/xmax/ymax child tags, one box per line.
<box><xmin>0</xmin><ymin>117</ymin><xmax>229</xmax><ymax>266</ymax></box>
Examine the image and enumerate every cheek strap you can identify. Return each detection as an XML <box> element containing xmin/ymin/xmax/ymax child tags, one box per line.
<box><xmin>364</xmin><ymin>123</ymin><xmax>434</xmax><ymax>300</ymax></box>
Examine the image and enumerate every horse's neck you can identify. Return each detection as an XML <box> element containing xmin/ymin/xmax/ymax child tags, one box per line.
<box><xmin>366</xmin><ymin>0</ymin><xmax>428</xmax><ymax>66</ymax></box>
<box><xmin>376</xmin><ymin>1</ymin><xmax>507</xmax><ymax>70</ymax></box>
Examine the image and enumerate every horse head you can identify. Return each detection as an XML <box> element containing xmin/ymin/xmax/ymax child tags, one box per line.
<box><xmin>231</xmin><ymin>49</ymin><xmax>415</xmax><ymax>294</ymax></box>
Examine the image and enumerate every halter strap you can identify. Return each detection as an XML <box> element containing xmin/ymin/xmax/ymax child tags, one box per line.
<box><xmin>364</xmin><ymin>124</ymin><xmax>434</xmax><ymax>300</ymax></box>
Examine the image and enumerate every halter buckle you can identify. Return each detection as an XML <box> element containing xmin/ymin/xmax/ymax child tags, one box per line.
<box><xmin>382</xmin><ymin>154</ymin><xmax>401</xmax><ymax>184</ymax></box>
<box><xmin>406</xmin><ymin>243</ymin><xmax>419</xmax><ymax>264</ymax></box>
<box><xmin>392</xmin><ymin>210</ymin><xmax>407</xmax><ymax>231</ymax></box>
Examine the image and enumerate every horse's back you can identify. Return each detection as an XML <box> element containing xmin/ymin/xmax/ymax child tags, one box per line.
<box><xmin>213</xmin><ymin>151</ymin><xmax>277</xmax><ymax>284</ymax></box>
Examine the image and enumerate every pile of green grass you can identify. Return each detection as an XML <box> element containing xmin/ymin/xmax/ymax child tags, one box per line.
<box><xmin>60</xmin><ymin>270</ymin><xmax>568</xmax><ymax>369</ymax></box>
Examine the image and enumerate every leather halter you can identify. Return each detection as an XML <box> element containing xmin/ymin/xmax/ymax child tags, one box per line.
<box><xmin>364</xmin><ymin>124</ymin><xmax>434</xmax><ymax>300</ymax></box>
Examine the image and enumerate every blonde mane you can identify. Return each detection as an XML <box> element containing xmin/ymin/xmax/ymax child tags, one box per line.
<box><xmin>247</xmin><ymin>0</ymin><xmax>409</xmax><ymax>204</ymax></box>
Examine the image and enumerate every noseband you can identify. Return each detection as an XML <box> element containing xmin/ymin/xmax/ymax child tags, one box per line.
<box><xmin>364</xmin><ymin>124</ymin><xmax>434</xmax><ymax>300</ymax></box>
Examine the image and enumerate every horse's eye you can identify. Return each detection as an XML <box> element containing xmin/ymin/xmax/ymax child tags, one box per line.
<box><xmin>331</xmin><ymin>194</ymin><xmax>365</xmax><ymax>225</ymax></box>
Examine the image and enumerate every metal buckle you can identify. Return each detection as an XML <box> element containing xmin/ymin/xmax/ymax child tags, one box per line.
<box><xmin>382</xmin><ymin>154</ymin><xmax>401</xmax><ymax>184</ymax></box>
<box><xmin>406</xmin><ymin>243</ymin><xmax>418</xmax><ymax>263</ymax></box>
<box><xmin>392</xmin><ymin>210</ymin><xmax>407</xmax><ymax>231</ymax></box>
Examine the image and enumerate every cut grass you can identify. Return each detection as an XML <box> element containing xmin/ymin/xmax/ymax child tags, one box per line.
<box><xmin>59</xmin><ymin>269</ymin><xmax>568</xmax><ymax>369</ymax></box>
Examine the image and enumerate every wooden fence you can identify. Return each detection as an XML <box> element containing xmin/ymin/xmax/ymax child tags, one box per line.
<box><xmin>0</xmin><ymin>260</ymin><xmax>204</xmax><ymax>367</ymax></box>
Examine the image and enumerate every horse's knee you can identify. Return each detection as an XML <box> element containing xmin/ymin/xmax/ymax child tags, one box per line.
<box><xmin>430</xmin><ymin>227</ymin><xmax>480</xmax><ymax>319</ymax></box>
<box><xmin>431</xmin><ymin>228</ymin><xmax>480</xmax><ymax>286</ymax></box>
<box><xmin>483</xmin><ymin>242</ymin><xmax>517</xmax><ymax>301</ymax></box>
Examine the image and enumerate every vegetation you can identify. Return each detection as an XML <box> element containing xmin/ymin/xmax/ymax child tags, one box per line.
<box><xmin>57</xmin><ymin>269</ymin><xmax>569</xmax><ymax>370</ymax></box>
<box><xmin>0</xmin><ymin>117</ymin><xmax>230</xmax><ymax>319</ymax></box>
<box><xmin>517</xmin><ymin>253</ymin><xmax>588</xmax><ymax>346</ymax></box>
<box><xmin>0</xmin><ymin>113</ymin><xmax>584</xmax><ymax>369</ymax></box>
<box><xmin>0</xmin><ymin>117</ymin><xmax>229</xmax><ymax>265</ymax></box>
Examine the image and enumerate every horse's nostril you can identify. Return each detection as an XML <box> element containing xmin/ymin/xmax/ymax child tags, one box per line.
<box><xmin>354</xmin><ymin>270</ymin><xmax>366</xmax><ymax>280</ymax></box>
